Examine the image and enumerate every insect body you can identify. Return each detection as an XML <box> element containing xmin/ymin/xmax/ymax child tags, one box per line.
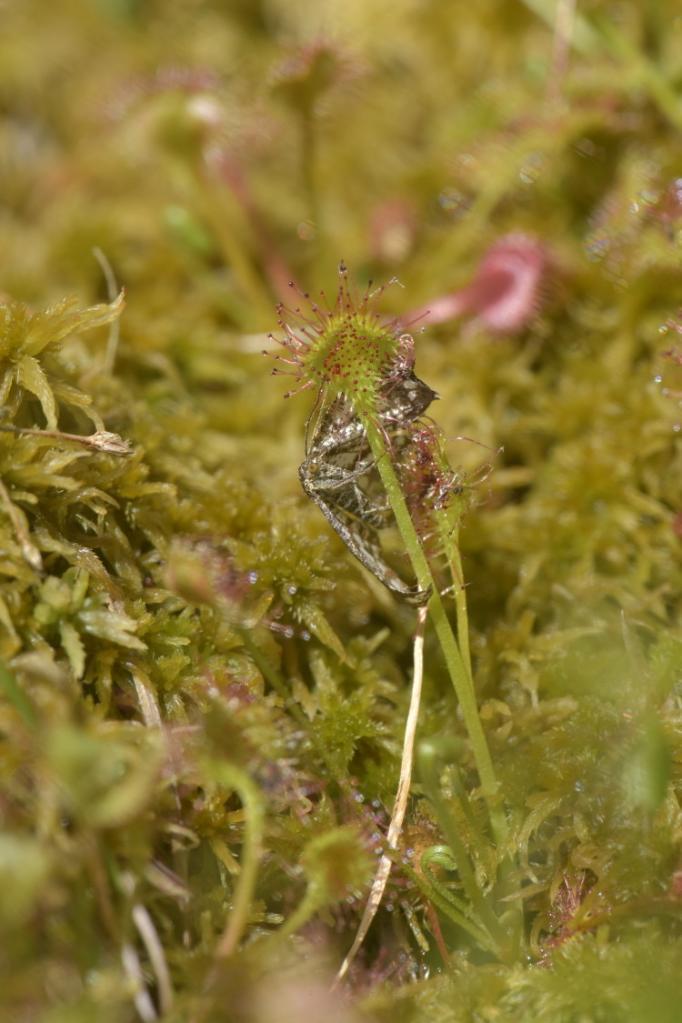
<box><xmin>298</xmin><ymin>370</ymin><xmax>437</xmax><ymax>602</ymax></box>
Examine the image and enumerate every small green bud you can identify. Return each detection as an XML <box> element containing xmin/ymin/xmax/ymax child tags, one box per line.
<box><xmin>300</xmin><ymin>825</ymin><xmax>372</xmax><ymax>907</ymax></box>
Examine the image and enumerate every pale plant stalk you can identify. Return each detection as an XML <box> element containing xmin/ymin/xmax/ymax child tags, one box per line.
<box><xmin>334</xmin><ymin>603</ymin><xmax>428</xmax><ymax>985</ymax></box>
<box><xmin>0</xmin><ymin>423</ymin><xmax>131</xmax><ymax>454</ymax></box>
<box><xmin>132</xmin><ymin>902</ymin><xmax>173</xmax><ymax>1014</ymax></box>
<box><xmin>121</xmin><ymin>942</ymin><xmax>158</xmax><ymax>1022</ymax></box>
<box><xmin>93</xmin><ymin>247</ymin><xmax>121</xmax><ymax>374</ymax></box>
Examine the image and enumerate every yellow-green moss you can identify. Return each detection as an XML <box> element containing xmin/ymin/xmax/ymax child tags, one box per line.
<box><xmin>1</xmin><ymin>2</ymin><xmax>682</xmax><ymax>1021</ymax></box>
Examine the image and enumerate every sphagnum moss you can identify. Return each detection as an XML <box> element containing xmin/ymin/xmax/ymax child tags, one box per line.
<box><xmin>1</xmin><ymin>3</ymin><xmax>682</xmax><ymax>1022</ymax></box>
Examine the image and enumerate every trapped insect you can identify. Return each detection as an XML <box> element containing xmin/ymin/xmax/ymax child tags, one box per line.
<box><xmin>298</xmin><ymin>367</ymin><xmax>437</xmax><ymax>603</ymax></box>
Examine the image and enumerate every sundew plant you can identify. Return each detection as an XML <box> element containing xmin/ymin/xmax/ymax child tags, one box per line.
<box><xmin>1</xmin><ymin>2</ymin><xmax>682</xmax><ymax>1022</ymax></box>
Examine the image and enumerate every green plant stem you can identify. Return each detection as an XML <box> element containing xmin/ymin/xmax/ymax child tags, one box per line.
<box><xmin>192</xmin><ymin>766</ymin><xmax>265</xmax><ymax>1023</ymax></box>
<box><xmin>440</xmin><ymin>519</ymin><xmax>473</xmax><ymax>683</ymax></box>
<box><xmin>363</xmin><ymin>415</ymin><xmax>505</xmax><ymax>842</ymax></box>
<box><xmin>419</xmin><ymin>751</ymin><xmax>506</xmax><ymax>951</ymax></box>
<box><xmin>401</xmin><ymin>861</ymin><xmax>496</xmax><ymax>952</ymax></box>
<box><xmin>269</xmin><ymin>886</ymin><xmax>322</xmax><ymax>944</ymax></box>
<box><xmin>207</xmin><ymin>762</ymin><xmax>264</xmax><ymax>959</ymax></box>
<box><xmin>436</xmin><ymin>508</ymin><xmax>524</xmax><ymax>958</ymax></box>
<box><xmin>195</xmin><ymin>166</ymin><xmax>274</xmax><ymax>321</ymax></box>
<box><xmin>448</xmin><ymin>758</ymin><xmax>495</xmax><ymax>869</ymax></box>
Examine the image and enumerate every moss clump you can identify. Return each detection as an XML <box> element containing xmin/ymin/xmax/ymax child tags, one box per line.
<box><xmin>1</xmin><ymin>2</ymin><xmax>682</xmax><ymax>1021</ymax></box>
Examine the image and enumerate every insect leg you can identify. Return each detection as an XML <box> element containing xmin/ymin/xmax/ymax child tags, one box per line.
<box><xmin>299</xmin><ymin>464</ymin><xmax>429</xmax><ymax>603</ymax></box>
